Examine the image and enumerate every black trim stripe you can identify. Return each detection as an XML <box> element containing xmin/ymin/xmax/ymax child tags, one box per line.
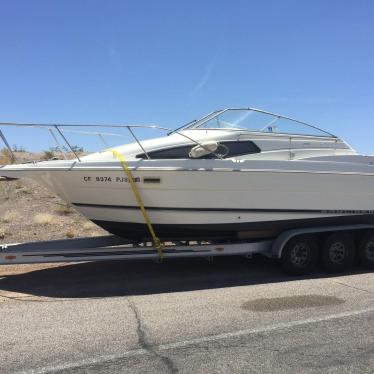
<box><xmin>73</xmin><ymin>203</ymin><xmax>320</xmax><ymax>213</ymax></box>
<box><xmin>72</xmin><ymin>203</ymin><xmax>374</xmax><ymax>215</ymax></box>
<box><xmin>92</xmin><ymin>214</ymin><xmax>374</xmax><ymax>241</ymax></box>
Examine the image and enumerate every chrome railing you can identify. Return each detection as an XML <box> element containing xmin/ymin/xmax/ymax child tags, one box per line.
<box><xmin>0</xmin><ymin>116</ymin><xmax>345</xmax><ymax>164</ymax></box>
<box><xmin>0</xmin><ymin>122</ymin><xmax>226</xmax><ymax>163</ymax></box>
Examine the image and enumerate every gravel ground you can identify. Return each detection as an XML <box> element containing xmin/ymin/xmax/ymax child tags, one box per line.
<box><xmin>0</xmin><ymin>178</ymin><xmax>107</xmax><ymax>244</ymax></box>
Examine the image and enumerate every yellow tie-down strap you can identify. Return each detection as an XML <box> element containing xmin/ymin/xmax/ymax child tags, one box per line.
<box><xmin>111</xmin><ymin>149</ymin><xmax>164</xmax><ymax>259</ymax></box>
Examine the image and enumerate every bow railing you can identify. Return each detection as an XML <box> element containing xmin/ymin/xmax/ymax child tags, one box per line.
<box><xmin>0</xmin><ymin>122</ymin><xmax>225</xmax><ymax>163</ymax></box>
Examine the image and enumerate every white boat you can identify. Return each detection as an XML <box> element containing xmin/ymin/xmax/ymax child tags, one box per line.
<box><xmin>1</xmin><ymin>107</ymin><xmax>374</xmax><ymax>242</ymax></box>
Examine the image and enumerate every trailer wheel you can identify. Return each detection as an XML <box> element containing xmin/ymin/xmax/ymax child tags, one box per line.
<box><xmin>321</xmin><ymin>232</ymin><xmax>355</xmax><ymax>273</ymax></box>
<box><xmin>358</xmin><ymin>231</ymin><xmax>374</xmax><ymax>269</ymax></box>
<box><xmin>281</xmin><ymin>235</ymin><xmax>319</xmax><ymax>275</ymax></box>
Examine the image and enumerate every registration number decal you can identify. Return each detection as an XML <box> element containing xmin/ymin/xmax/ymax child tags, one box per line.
<box><xmin>83</xmin><ymin>176</ymin><xmax>140</xmax><ymax>183</ymax></box>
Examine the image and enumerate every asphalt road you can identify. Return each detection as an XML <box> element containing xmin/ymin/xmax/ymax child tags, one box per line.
<box><xmin>1</xmin><ymin>256</ymin><xmax>374</xmax><ymax>373</ymax></box>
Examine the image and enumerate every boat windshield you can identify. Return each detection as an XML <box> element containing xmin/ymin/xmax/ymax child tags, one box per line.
<box><xmin>187</xmin><ymin>108</ymin><xmax>335</xmax><ymax>137</ymax></box>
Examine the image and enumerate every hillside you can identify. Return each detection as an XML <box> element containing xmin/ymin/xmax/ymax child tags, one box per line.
<box><xmin>0</xmin><ymin>177</ymin><xmax>107</xmax><ymax>245</ymax></box>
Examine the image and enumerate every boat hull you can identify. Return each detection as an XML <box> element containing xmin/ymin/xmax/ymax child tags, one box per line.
<box><xmin>2</xmin><ymin>158</ymin><xmax>374</xmax><ymax>241</ymax></box>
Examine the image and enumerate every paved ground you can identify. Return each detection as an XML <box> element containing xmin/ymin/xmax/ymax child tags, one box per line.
<box><xmin>1</xmin><ymin>256</ymin><xmax>374</xmax><ymax>373</ymax></box>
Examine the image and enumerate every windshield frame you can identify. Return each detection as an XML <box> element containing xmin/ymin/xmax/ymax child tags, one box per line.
<box><xmin>182</xmin><ymin>108</ymin><xmax>337</xmax><ymax>138</ymax></box>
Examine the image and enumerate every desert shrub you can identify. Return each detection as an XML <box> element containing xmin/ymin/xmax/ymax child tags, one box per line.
<box><xmin>19</xmin><ymin>187</ymin><xmax>32</xmax><ymax>194</ymax></box>
<box><xmin>71</xmin><ymin>145</ymin><xmax>84</xmax><ymax>153</ymax></box>
<box><xmin>0</xmin><ymin>183</ymin><xmax>10</xmax><ymax>200</ymax></box>
<box><xmin>12</xmin><ymin>145</ymin><xmax>26</xmax><ymax>152</ymax></box>
<box><xmin>55</xmin><ymin>203</ymin><xmax>74</xmax><ymax>215</ymax></box>
<box><xmin>50</xmin><ymin>146</ymin><xmax>68</xmax><ymax>153</ymax></box>
<box><xmin>1</xmin><ymin>210</ymin><xmax>20</xmax><ymax>223</ymax></box>
<box><xmin>42</xmin><ymin>150</ymin><xmax>55</xmax><ymax>160</ymax></box>
<box><xmin>65</xmin><ymin>230</ymin><xmax>75</xmax><ymax>238</ymax></box>
<box><xmin>0</xmin><ymin>148</ymin><xmax>13</xmax><ymax>164</ymax></box>
<box><xmin>82</xmin><ymin>221</ymin><xmax>97</xmax><ymax>231</ymax></box>
<box><xmin>0</xmin><ymin>228</ymin><xmax>7</xmax><ymax>239</ymax></box>
<box><xmin>33</xmin><ymin>213</ymin><xmax>56</xmax><ymax>225</ymax></box>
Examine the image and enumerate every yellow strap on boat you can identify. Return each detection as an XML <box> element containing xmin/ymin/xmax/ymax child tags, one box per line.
<box><xmin>110</xmin><ymin>149</ymin><xmax>164</xmax><ymax>259</ymax></box>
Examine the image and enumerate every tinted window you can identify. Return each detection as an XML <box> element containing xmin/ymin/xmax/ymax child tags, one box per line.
<box><xmin>136</xmin><ymin>141</ymin><xmax>260</xmax><ymax>159</ymax></box>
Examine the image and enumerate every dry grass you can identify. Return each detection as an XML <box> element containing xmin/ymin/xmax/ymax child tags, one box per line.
<box><xmin>33</xmin><ymin>213</ymin><xmax>57</xmax><ymax>226</ymax></box>
<box><xmin>19</xmin><ymin>187</ymin><xmax>33</xmax><ymax>194</ymax></box>
<box><xmin>0</xmin><ymin>148</ymin><xmax>13</xmax><ymax>164</ymax></box>
<box><xmin>82</xmin><ymin>221</ymin><xmax>97</xmax><ymax>231</ymax></box>
<box><xmin>1</xmin><ymin>210</ymin><xmax>20</xmax><ymax>223</ymax></box>
<box><xmin>0</xmin><ymin>183</ymin><xmax>10</xmax><ymax>200</ymax></box>
<box><xmin>0</xmin><ymin>178</ymin><xmax>108</xmax><ymax>245</ymax></box>
<box><xmin>65</xmin><ymin>230</ymin><xmax>75</xmax><ymax>238</ymax></box>
<box><xmin>0</xmin><ymin>228</ymin><xmax>7</xmax><ymax>239</ymax></box>
<box><xmin>55</xmin><ymin>203</ymin><xmax>74</xmax><ymax>215</ymax></box>
<box><xmin>42</xmin><ymin>150</ymin><xmax>55</xmax><ymax>160</ymax></box>
<box><xmin>14</xmin><ymin>182</ymin><xmax>32</xmax><ymax>194</ymax></box>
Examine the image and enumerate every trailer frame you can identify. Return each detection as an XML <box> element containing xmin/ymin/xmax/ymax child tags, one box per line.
<box><xmin>1</xmin><ymin>224</ymin><xmax>374</xmax><ymax>274</ymax></box>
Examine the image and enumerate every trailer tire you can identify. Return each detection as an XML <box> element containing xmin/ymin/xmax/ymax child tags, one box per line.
<box><xmin>321</xmin><ymin>232</ymin><xmax>355</xmax><ymax>273</ymax></box>
<box><xmin>281</xmin><ymin>235</ymin><xmax>319</xmax><ymax>276</ymax></box>
<box><xmin>358</xmin><ymin>230</ymin><xmax>374</xmax><ymax>269</ymax></box>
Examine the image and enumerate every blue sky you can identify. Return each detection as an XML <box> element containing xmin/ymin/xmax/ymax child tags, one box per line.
<box><xmin>0</xmin><ymin>0</ymin><xmax>373</xmax><ymax>152</ymax></box>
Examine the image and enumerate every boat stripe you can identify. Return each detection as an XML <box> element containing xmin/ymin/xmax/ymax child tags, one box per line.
<box><xmin>72</xmin><ymin>203</ymin><xmax>374</xmax><ymax>215</ymax></box>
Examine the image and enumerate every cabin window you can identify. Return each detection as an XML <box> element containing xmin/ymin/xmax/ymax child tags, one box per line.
<box><xmin>136</xmin><ymin>141</ymin><xmax>260</xmax><ymax>159</ymax></box>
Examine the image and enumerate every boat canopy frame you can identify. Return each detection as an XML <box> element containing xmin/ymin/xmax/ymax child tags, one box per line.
<box><xmin>182</xmin><ymin>107</ymin><xmax>337</xmax><ymax>138</ymax></box>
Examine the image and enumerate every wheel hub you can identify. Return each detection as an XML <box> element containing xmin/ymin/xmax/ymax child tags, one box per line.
<box><xmin>329</xmin><ymin>241</ymin><xmax>346</xmax><ymax>264</ymax></box>
<box><xmin>290</xmin><ymin>243</ymin><xmax>309</xmax><ymax>266</ymax></box>
<box><xmin>365</xmin><ymin>240</ymin><xmax>374</xmax><ymax>261</ymax></box>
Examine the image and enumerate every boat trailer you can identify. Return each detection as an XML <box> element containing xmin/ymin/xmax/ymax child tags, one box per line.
<box><xmin>1</xmin><ymin>224</ymin><xmax>374</xmax><ymax>275</ymax></box>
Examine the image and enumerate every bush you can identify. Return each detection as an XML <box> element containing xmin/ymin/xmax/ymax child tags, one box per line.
<box><xmin>71</xmin><ymin>145</ymin><xmax>84</xmax><ymax>153</ymax></box>
<box><xmin>12</xmin><ymin>144</ymin><xmax>26</xmax><ymax>152</ymax></box>
<box><xmin>1</xmin><ymin>210</ymin><xmax>20</xmax><ymax>223</ymax></box>
<box><xmin>33</xmin><ymin>213</ymin><xmax>56</xmax><ymax>225</ymax></box>
<box><xmin>0</xmin><ymin>148</ymin><xmax>13</xmax><ymax>164</ymax></box>
<box><xmin>43</xmin><ymin>150</ymin><xmax>55</xmax><ymax>160</ymax></box>
<box><xmin>55</xmin><ymin>203</ymin><xmax>74</xmax><ymax>215</ymax></box>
